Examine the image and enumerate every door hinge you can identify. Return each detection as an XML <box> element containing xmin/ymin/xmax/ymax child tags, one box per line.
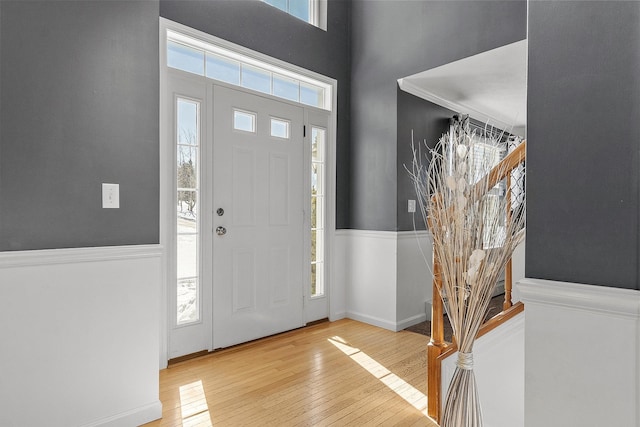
<box><xmin>303</xmin><ymin>125</ymin><xmax>306</xmax><ymax>137</ymax></box>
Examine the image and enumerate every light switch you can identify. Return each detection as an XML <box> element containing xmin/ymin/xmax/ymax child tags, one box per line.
<box><xmin>408</xmin><ymin>199</ymin><xmax>416</xmax><ymax>213</ymax></box>
<box><xmin>102</xmin><ymin>183</ymin><xmax>120</xmax><ymax>209</ymax></box>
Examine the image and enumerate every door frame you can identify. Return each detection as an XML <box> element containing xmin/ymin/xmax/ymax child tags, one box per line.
<box><xmin>159</xmin><ymin>18</ymin><xmax>337</xmax><ymax>368</ymax></box>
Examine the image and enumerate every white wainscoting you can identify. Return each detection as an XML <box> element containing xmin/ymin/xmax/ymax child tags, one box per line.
<box><xmin>396</xmin><ymin>231</ymin><xmax>432</xmax><ymax>329</ymax></box>
<box><xmin>518</xmin><ymin>278</ymin><xmax>640</xmax><ymax>427</ymax></box>
<box><xmin>330</xmin><ymin>231</ymin><xmax>349</xmax><ymax>321</ymax></box>
<box><xmin>334</xmin><ymin>230</ymin><xmax>433</xmax><ymax>331</ymax></box>
<box><xmin>441</xmin><ymin>312</ymin><xmax>525</xmax><ymax>427</ymax></box>
<box><xmin>0</xmin><ymin>245</ymin><xmax>162</xmax><ymax>427</ymax></box>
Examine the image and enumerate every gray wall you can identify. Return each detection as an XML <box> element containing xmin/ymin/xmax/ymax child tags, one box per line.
<box><xmin>0</xmin><ymin>0</ymin><xmax>351</xmax><ymax>251</ymax></box>
<box><xmin>0</xmin><ymin>1</ymin><xmax>160</xmax><ymax>250</ymax></box>
<box><xmin>350</xmin><ymin>0</ymin><xmax>526</xmax><ymax>231</ymax></box>
<box><xmin>527</xmin><ymin>1</ymin><xmax>640</xmax><ymax>290</ymax></box>
<box><xmin>396</xmin><ymin>88</ymin><xmax>454</xmax><ymax>231</ymax></box>
<box><xmin>160</xmin><ymin>0</ymin><xmax>352</xmax><ymax>229</ymax></box>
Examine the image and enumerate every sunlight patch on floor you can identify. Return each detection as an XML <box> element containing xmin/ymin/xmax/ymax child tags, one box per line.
<box><xmin>179</xmin><ymin>380</ymin><xmax>213</xmax><ymax>427</ymax></box>
<box><xmin>328</xmin><ymin>336</ymin><xmax>429</xmax><ymax>415</ymax></box>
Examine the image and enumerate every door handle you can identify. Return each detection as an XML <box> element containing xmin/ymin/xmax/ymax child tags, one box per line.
<box><xmin>216</xmin><ymin>226</ymin><xmax>227</xmax><ymax>236</ymax></box>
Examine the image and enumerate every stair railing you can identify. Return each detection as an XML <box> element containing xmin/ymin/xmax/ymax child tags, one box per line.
<box><xmin>427</xmin><ymin>140</ymin><xmax>526</xmax><ymax>423</ymax></box>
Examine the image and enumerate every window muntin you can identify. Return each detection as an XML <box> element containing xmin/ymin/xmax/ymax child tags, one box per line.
<box><xmin>176</xmin><ymin>98</ymin><xmax>201</xmax><ymax>325</ymax></box>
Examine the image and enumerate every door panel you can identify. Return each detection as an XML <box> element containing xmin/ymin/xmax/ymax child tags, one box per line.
<box><xmin>212</xmin><ymin>85</ymin><xmax>305</xmax><ymax>349</ymax></box>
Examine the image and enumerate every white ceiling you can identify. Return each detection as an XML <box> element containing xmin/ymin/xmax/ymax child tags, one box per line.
<box><xmin>398</xmin><ymin>39</ymin><xmax>527</xmax><ymax>137</ymax></box>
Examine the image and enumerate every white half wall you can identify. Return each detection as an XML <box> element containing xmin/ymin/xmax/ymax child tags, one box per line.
<box><xmin>340</xmin><ymin>230</ymin><xmax>398</xmax><ymax>330</ymax></box>
<box><xmin>396</xmin><ymin>231</ymin><xmax>432</xmax><ymax>329</ymax></box>
<box><xmin>335</xmin><ymin>230</ymin><xmax>433</xmax><ymax>331</ymax></box>
<box><xmin>518</xmin><ymin>278</ymin><xmax>640</xmax><ymax>427</ymax></box>
<box><xmin>0</xmin><ymin>245</ymin><xmax>162</xmax><ymax>427</ymax></box>
<box><xmin>330</xmin><ymin>231</ymin><xmax>349</xmax><ymax>321</ymax></box>
<box><xmin>441</xmin><ymin>312</ymin><xmax>525</xmax><ymax>427</ymax></box>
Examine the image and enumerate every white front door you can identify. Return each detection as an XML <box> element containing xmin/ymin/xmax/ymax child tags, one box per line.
<box><xmin>212</xmin><ymin>86</ymin><xmax>305</xmax><ymax>349</ymax></box>
<box><xmin>166</xmin><ymin>74</ymin><xmax>329</xmax><ymax>360</ymax></box>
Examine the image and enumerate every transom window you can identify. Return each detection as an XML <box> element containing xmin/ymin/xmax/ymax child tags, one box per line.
<box><xmin>167</xmin><ymin>31</ymin><xmax>331</xmax><ymax>110</ymax></box>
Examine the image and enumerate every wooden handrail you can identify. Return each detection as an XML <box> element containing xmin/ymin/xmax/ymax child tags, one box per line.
<box><xmin>427</xmin><ymin>140</ymin><xmax>526</xmax><ymax>423</ymax></box>
<box><xmin>436</xmin><ymin>302</ymin><xmax>525</xmax><ymax>365</ymax></box>
<box><xmin>487</xmin><ymin>140</ymin><xmax>526</xmax><ymax>190</ymax></box>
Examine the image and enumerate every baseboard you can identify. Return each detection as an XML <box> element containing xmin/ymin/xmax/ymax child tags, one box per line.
<box><xmin>347</xmin><ymin>310</ymin><xmax>397</xmax><ymax>331</ymax></box>
<box><xmin>396</xmin><ymin>312</ymin><xmax>428</xmax><ymax>331</ymax></box>
<box><xmin>81</xmin><ymin>401</ymin><xmax>162</xmax><ymax>427</ymax></box>
<box><xmin>330</xmin><ymin>310</ymin><xmax>347</xmax><ymax>321</ymax></box>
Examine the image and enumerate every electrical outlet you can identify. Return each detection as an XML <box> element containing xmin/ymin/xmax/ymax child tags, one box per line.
<box><xmin>102</xmin><ymin>183</ymin><xmax>120</xmax><ymax>209</ymax></box>
<box><xmin>408</xmin><ymin>199</ymin><xmax>416</xmax><ymax>213</ymax></box>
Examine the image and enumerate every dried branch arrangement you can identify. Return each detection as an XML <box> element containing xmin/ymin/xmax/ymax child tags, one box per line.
<box><xmin>407</xmin><ymin>118</ymin><xmax>526</xmax><ymax>427</ymax></box>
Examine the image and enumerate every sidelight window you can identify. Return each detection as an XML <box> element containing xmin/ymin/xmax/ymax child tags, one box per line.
<box><xmin>176</xmin><ymin>98</ymin><xmax>201</xmax><ymax>325</ymax></box>
<box><xmin>310</xmin><ymin>126</ymin><xmax>326</xmax><ymax>297</ymax></box>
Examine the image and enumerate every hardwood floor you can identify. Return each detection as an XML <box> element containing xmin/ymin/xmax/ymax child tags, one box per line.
<box><xmin>144</xmin><ymin>319</ymin><xmax>439</xmax><ymax>427</ymax></box>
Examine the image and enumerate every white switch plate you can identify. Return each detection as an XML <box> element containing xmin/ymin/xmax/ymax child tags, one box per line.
<box><xmin>408</xmin><ymin>199</ymin><xmax>416</xmax><ymax>213</ymax></box>
<box><xmin>102</xmin><ymin>183</ymin><xmax>119</xmax><ymax>209</ymax></box>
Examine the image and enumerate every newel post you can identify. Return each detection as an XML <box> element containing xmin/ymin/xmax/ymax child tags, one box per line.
<box><xmin>427</xmin><ymin>254</ymin><xmax>446</xmax><ymax>422</ymax></box>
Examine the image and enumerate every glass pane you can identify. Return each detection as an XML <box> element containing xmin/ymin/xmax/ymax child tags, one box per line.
<box><xmin>311</xmin><ymin>195</ymin><xmax>324</xmax><ymax>230</ymax></box>
<box><xmin>206</xmin><ymin>52</ymin><xmax>240</xmax><ymax>85</ymax></box>
<box><xmin>177</xmin><ymin>146</ymin><xmax>198</xmax><ymax>188</ymax></box>
<box><xmin>271</xmin><ymin>118</ymin><xmax>290</xmax><ymax>139</ymax></box>
<box><xmin>311</xmin><ymin>195</ymin><xmax>317</xmax><ymax>229</ymax></box>
<box><xmin>167</xmin><ymin>41</ymin><xmax>204</xmax><ymax>76</ymax></box>
<box><xmin>234</xmin><ymin>110</ymin><xmax>256</xmax><ymax>132</ymax></box>
<box><xmin>177</xmin><ymin>191</ymin><xmax>198</xmax><ymax>228</ymax></box>
<box><xmin>177</xmin><ymin>233</ymin><xmax>197</xmax><ymax>278</ymax></box>
<box><xmin>311</xmin><ymin>263</ymin><xmax>317</xmax><ymax>296</ymax></box>
<box><xmin>290</xmin><ymin>0</ymin><xmax>310</xmax><ymax>21</ymax></box>
<box><xmin>311</xmin><ymin>262</ymin><xmax>324</xmax><ymax>296</ymax></box>
<box><xmin>177</xmin><ymin>100</ymin><xmax>199</xmax><ymax>145</ymax></box>
<box><xmin>312</xmin><ymin>127</ymin><xmax>325</xmax><ymax>161</ymax></box>
<box><xmin>177</xmin><ymin>278</ymin><xmax>199</xmax><ymax>325</ymax></box>
<box><xmin>241</xmin><ymin>64</ymin><xmax>271</xmax><ymax>94</ymax></box>
<box><xmin>273</xmin><ymin>74</ymin><xmax>299</xmax><ymax>102</ymax></box>
<box><xmin>315</xmin><ymin>228</ymin><xmax>324</xmax><ymax>262</ymax></box>
<box><xmin>311</xmin><ymin>230</ymin><xmax>317</xmax><ymax>263</ymax></box>
<box><xmin>300</xmin><ymin>82</ymin><xmax>324</xmax><ymax>108</ymax></box>
<box><xmin>312</xmin><ymin>163</ymin><xmax>324</xmax><ymax>195</ymax></box>
<box><xmin>264</xmin><ymin>0</ymin><xmax>287</xmax><ymax>12</ymax></box>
